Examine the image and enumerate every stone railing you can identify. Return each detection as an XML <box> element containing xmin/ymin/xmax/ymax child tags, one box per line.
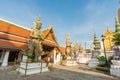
<box><xmin>110</xmin><ymin>60</ymin><xmax>120</xmax><ymax>77</ymax></box>
<box><xmin>77</xmin><ymin>54</ymin><xmax>91</xmax><ymax>64</ymax></box>
<box><xmin>88</xmin><ymin>58</ymin><xmax>99</xmax><ymax>68</ymax></box>
<box><xmin>62</xmin><ymin>60</ymin><xmax>78</xmax><ymax>66</ymax></box>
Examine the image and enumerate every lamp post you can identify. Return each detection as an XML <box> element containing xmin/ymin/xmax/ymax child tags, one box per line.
<box><xmin>101</xmin><ymin>34</ymin><xmax>108</xmax><ymax>65</ymax></box>
<box><xmin>108</xmin><ymin>36</ymin><xmax>111</xmax><ymax>50</ymax></box>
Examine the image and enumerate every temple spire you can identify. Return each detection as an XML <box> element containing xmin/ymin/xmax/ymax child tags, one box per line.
<box><xmin>93</xmin><ymin>32</ymin><xmax>101</xmax><ymax>50</ymax></box>
<box><xmin>107</xmin><ymin>27</ymin><xmax>111</xmax><ymax>32</ymax></box>
<box><xmin>118</xmin><ymin>0</ymin><xmax>120</xmax><ymax>23</ymax></box>
<box><xmin>65</xmin><ymin>33</ymin><xmax>72</xmax><ymax>56</ymax></box>
<box><xmin>118</xmin><ymin>8</ymin><xmax>120</xmax><ymax>24</ymax></box>
<box><xmin>115</xmin><ymin>15</ymin><xmax>120</xmax><ymax>33</ymax></box>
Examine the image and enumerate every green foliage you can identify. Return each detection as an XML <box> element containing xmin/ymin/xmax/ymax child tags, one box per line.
<box><xmin>106</xmin><ymin>62</ymin><xmax>111</xmax><ymax>67</ymax></box>
<box><xmin>96</xmin><ymin>66</ymin><xmax>110</xmax><ymax>73</ymax></box>
<box><xmin>62</xmin><ymin>55</ymin><xmax>67</xmax><ymax>60</ymax></box>
<box><xmin>112</xmin><ymin>33</ymin><xmax>120</xmax><ymax>46</ymax></box>
<box><xmin>45</xmin><ymin>51</ymin><xmax>50</xmax><ymax>57</ymax></box>
<box><xmin>97</xmin><ymin>56</ymin><xmax>112</xmax><ymax>67</ymax></box>
<box><xmin>97</xmin><ymin>56</ymin><xmax>106</xmax><ymax>61</ymax></box>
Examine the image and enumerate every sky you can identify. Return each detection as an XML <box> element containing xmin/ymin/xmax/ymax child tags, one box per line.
<box><xmin>0</xmin><ymin>0</ymin><xmax>119</xmax><ymax>48</ymax></box>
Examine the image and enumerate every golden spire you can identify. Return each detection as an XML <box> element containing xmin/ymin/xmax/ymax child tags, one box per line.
<box><xmin>118</xmin><ymin>0</ymin><xmax>120</xmax><ymax>23</ymax></box>
<box><xmin>107</xmin><ymin>27</ymin><xmax>111</xmax><ymax>32</ymax></box>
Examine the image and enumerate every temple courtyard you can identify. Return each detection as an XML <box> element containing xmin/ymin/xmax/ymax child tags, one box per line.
<box><xmin>0</xmin><ymin>64</ymin><xmax>119</xmax><ymax>80</ymax></box>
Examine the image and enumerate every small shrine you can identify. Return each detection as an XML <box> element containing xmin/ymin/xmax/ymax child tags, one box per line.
<box><xmin>93</xmin><ymin>32</ymin><xmax>101</xmax><ymax>51</ymax></box>
<box><xmin>73</xmin><ymin>41</ymin><xmax>91</xmax><ymax>64</ymax></box>
<box><xmin>73</xmin><ymin>41</ymin><xmax>84</xmax><ymax>54</ymax></box>
<box><xmin>88</xmin><ymin>32</ymin><xmax>100</xmax><ymax>68</ymax></box>
<box><xmin>92</xmin><ymin>32</ymin><xmax>101</xmax><ymax>58</ymax></box>
<box><xmin>62</xmin><ymin>33</ymin><xmax>77</xmax><ymax>66</ymax></box>
<box><xmin>65</xmin><ymin>33</ymin><xmax>72</xmax><ymax>57</ymax></box>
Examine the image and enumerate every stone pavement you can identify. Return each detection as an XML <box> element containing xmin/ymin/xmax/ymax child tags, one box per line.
<box><xmin>0</xmin><ymin>64</ymin><xmax>120</xmax><ymax>80</ymax></box>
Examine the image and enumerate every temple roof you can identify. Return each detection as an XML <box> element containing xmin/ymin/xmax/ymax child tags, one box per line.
<box><xmin>58</xmin><ymin>46</ymin><xmax>66</xmax><ymax>54</ymax></box>
<box><xmin>0</xmin><ymin>39</ymin><xmax>28</xmax><ymax>49</ymax></box>
<box><xmin>41</xmin><ymin>26</ymin><xmax>58</xmax><ymax>45</ymax></box>
<box><xmin>0</xmin><ymin>18</ymin><xmax>30</xmax><ymax>31</ymax></box>
<box><xmin>0</xmin><ymin>18</ymin><xmax>59</xmax><ymax>49</ymax></box>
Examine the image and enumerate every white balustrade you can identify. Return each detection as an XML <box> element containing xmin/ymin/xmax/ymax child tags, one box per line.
<box><xmin>110</xmin><ymin>60</ymin><xmax>120</xmax><ymax>77</ymax></box>
<box><xmin>77</xmin><ymin>54</ymin><xmax>92</xmax><ymax>64</ymax></box>
<box><xmin>88</xmin><ymin>58</ymin><xmax>99</xmax><ymax>68</ymax></box>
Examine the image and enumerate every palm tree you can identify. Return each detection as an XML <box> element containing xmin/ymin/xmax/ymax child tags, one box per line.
<box><xmin>112</xmin><ymin>33</ymin><xmax>120</xmax><ymax>59</ymax></box>
<box><xmin>112</xmin><ymin>33</ymin><xmax>120</xmax><ymax>46</ymax></box>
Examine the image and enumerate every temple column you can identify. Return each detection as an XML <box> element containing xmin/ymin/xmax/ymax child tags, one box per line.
<box><xmin>1</xmin><ymin>50</ymin><xmax>10</xmax><ymax>67</ymax></box>
<box><xmin>54</xmin><ymin>49</ymin><xmax>56</xmax><ymax>64</ymax></box>
<box><xmin>0</xmin><ymin>50</ymin><xmax>5</xmax><ymax>63</ymax></box>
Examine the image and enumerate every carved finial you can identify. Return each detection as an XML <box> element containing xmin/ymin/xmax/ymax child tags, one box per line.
<box><xmin>34</xmin><ymin>16</ymin><xmax>42</xmax><ymax>30</ymax></box>
<box><xmin>50</xmin><ymin>23</ymin><xmax>54</xmax><ymax>28</ymax></box>
<box><xmin>107</xmin><ymin>27</ymin><xmax>111</xmax><ymax>32</ymax></box>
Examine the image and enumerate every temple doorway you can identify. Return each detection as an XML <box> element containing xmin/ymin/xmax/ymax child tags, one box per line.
<box><xmin>41</xmin><ymin>45</ymin><xmax>54</xmax><ymax>61</ymax></box>
<box><xmin>8</xmin><ymin>51</ymin><xmax>19</xmax><ymax>65</ymax></box>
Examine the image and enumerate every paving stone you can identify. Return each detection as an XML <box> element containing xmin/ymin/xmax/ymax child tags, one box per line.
<box><xmin>0</xmin><ymin>64</ymin><xmax>120</xmax><ymax>80</ymax></box>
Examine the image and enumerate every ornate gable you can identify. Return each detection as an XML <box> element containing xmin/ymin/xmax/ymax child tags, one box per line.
<box><xmin>41</xmin><ymin>27</ymin><xmax>58</xmax><ymax>44</ymax></box>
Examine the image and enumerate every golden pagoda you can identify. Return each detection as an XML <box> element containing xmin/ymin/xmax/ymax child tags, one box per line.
<box><xmin>103</xmin><ymin>27</ymin><xmax>114</xmax><ymax>51</ymax></box>
<box><xmin>103</xmin><ymin>5</ymin><xmax>120</xmax><ymax>51</ymax></box>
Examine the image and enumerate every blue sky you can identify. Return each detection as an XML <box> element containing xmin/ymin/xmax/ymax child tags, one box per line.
<box><xmin>0</xmin><ymin>0</ymin><xmax>119</xmax><ymax>48</ymax></box>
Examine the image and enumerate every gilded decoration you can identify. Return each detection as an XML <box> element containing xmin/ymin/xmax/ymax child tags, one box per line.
<box><xmin>104</xmin><ymin>27</ymin><xmax>114</xmax><ymax>51</ymax></box>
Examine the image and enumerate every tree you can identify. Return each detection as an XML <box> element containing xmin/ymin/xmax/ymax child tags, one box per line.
<box><xmin>112</xmin><ymin>33</ymin><xmax>120</xmax><ymax>46</ymax></box>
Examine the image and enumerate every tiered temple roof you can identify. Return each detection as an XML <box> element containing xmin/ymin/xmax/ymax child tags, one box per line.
<box><xmin>0</xmin><ymin>18</ymin><xmax>61</xmax><ymax>51</ymax></box>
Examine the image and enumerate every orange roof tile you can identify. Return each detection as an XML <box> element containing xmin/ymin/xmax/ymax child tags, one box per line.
<box><xmin>42</xmin><ymin>39</ymin><xmax>58</xmax><ymax>47</ymax></box>
<box><xmin>0</xmin><ymin>39</ymin><xmax>28</xmax><ymax>49</ymax></box>
<box><xmin>58</xmin><ymin>46</ymin><xmax>66</xmax><ymax>54</ymax></box>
